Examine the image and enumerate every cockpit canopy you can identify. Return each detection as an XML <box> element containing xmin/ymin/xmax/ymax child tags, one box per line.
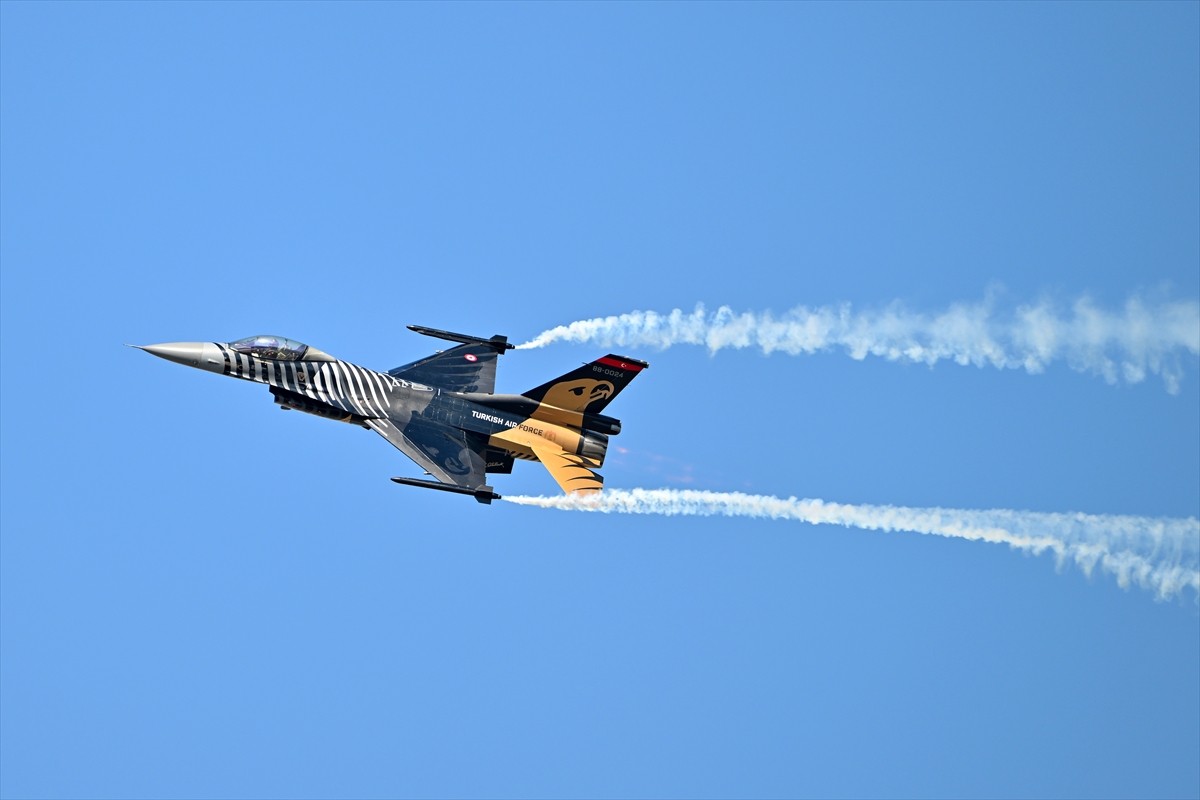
<box><xmin>230</xmin><ymin>335</ymin><xmax>309</xmax><ymax>361</ymax></box>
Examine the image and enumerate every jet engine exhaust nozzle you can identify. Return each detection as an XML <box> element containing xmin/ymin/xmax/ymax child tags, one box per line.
<box><xmin>578</xmin><ymin>432</ymin><xmax>609</xmax><ymax>465</ymax></box>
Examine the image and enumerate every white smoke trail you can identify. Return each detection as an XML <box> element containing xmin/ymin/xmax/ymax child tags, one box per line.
<box><xmin>516</xmin><ymin>296</ymin><xmax>1200</xmax><ymax>393</ymax></box>
<box><xmin>506</xmin><ymin>489</ymin><xmax>1200</xmax><ymax>601</ymax></box>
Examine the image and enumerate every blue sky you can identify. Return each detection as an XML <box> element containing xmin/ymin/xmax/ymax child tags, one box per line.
<box><xmin>2</xmin><ymin>2</ymin><xmax>1197</xmax><ymax>798</ymax></box>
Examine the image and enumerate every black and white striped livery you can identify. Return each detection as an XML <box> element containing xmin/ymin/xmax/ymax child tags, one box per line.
<box><xmin>134</xmin><ymin>329</ymin><xmax>648</xmax><ymax>503</ymax></box>
<box><xmin>212</xmin><ymin>341</ymin><xmax>402</xmax><ymax>421</ymax></box>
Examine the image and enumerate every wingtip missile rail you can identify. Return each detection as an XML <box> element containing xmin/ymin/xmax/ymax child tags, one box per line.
<box><xmin>390</xmin><ymin>476</ymin><xmax>502</xmax><ymax>504</ymax></box>
<box><xmin>406</xmin><ymin>325</ymin><xmax>514</xmax><ymax>352</ymax></box>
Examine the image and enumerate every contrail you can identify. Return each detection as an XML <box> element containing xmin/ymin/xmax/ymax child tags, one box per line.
<box><xmin>516</xmin><ymin>295</ymin><xmax>1200</xmax><ymax>393</ymax></box>
<box><xmin>506</xmin><ymin>489</ymin><xmax>1200</xmax><ymax>601</ymax></box>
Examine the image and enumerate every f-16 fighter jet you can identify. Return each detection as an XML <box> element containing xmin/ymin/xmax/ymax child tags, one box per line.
<box><xmin>134</xmin><ymin>327</ymin><xmax>648</xmax><ymax>503</ymax></box>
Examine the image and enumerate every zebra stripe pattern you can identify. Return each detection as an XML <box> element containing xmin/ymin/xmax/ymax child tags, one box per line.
<box><xmin>214</xmin><ymin>343</ymin><xmax>396</xmax><ymax>419</ymax></box>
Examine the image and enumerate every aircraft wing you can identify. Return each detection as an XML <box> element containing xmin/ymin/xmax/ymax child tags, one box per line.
<box><xmin>529</xmin><ymin>441</ymin><xmax>605</xmax><ymax>496</ymax></box>
<box><xmin>388</xmin><ymin>343</ymin><xmax>502</xmax><ymax>393</ymax></box>
<box><xmin>367</xmin><ymin>416</ymin><xmax>489</xmax><ymax>490</ymax></box>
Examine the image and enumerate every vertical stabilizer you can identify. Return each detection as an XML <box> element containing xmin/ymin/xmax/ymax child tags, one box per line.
<box><xmin>522</xmin><ymin>355</ymin><xmax>648</xmax><ymax>416</ymax></box>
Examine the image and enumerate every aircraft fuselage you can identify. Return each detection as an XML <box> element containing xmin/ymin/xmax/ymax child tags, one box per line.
<box><xmin>136</xmin><ymin>330</ymin><xmax>647</xmax><ymax>500</ymax></box>
<box><xmin>141</xmin><ymin>341</ymin><xmax>608</xmax><ymax>469</ymax></box>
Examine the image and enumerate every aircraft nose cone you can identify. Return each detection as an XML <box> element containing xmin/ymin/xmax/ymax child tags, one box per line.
<box><xmin>135</xmin><ymin>342</ymin><xmax>220</xmax><ymax>371</ymax></box>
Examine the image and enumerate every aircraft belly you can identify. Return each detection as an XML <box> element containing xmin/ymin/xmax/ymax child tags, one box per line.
<box><xmin>486</xmin><ymin>424</ymin><xmax>585</xmax><ymax>463</ymax></box>
<box><xmin>487</xmin><ymin>432</ymin><xmax>537</xmax><ymax>460</ymax></box>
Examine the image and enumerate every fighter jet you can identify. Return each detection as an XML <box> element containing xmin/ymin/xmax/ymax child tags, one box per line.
<box><xmin>133</xmin><ymin>327</ymin><xmax>647</xmax><ymax>503</ymax></box>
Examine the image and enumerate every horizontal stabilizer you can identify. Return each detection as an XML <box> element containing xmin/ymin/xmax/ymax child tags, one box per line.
<box><xmin>530</xmin><ymin>442</ymin><xmax>604</xmax><ymax>496</ymax></box>
<box><xmin>407</xmin><ymin>325</ymin><xmax>513</xmax><ymax>352</ymax></box>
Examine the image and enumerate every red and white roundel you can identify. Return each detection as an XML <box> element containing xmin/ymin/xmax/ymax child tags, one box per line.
<box><xmin>464</xmin><ymin>353</ymin><xmax>478</xmax><ymax>362</ymax></box>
